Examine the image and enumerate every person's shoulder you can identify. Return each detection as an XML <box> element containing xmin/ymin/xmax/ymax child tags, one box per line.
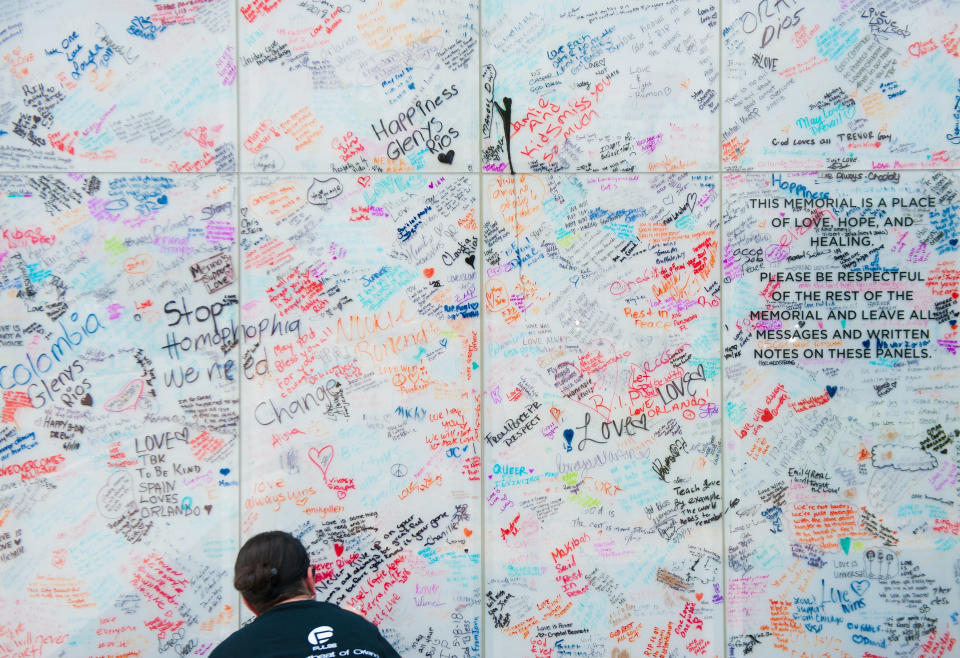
<box><xmin>208</xmin><ymin>625</ymin><xmax>250</xmax><ymax>658</ymax></box>
<box><xmin>313</xmin><ymin>601</ymin><xmax>373</xmax><ymax>624</ymax></box>
<box><xmin>270</xmin><ymin>600</ymin><xmax>370</xmax><ymax>625</ymax></box>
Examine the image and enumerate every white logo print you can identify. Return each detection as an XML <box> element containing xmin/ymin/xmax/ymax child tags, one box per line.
<box><xmin>307</xmin><ymin>625</ymin><xmax>334</xmax><ymax>646</ymax></box>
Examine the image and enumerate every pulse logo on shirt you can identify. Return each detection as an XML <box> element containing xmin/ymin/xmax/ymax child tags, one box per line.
<box><xmin>308</xmin><ymin>625</ymin><xmax>335</xmax><ymax>649</ymax></box>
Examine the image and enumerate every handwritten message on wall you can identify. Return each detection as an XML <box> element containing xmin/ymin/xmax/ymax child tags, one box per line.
<box><xmin>240</xmin><ymin>173</ymin><xmax>481</xmax><ymax>651</ymax></box>
<box><xmin>724</xmin><ymin>170</ymin><xmax>960</xmax><ymax>657</ymax></box>
<box><xmin>482</xmin><ymin>1</ymin><xmax>719</xmax><ymax>173</ymax></box>
<box><xmin>482</xmin><ymin>173</ymin><xmax>722</xmax><ymax>655</ymax></box>
<box><xmin>723</xmin><ymin>0</ymin><xmax>960</xmax><ymax>171</ymax></box>
<box><xmin>0</xmin><ymin>0</ymin><xmax>958</xmax><ymax>657</ymax></box>
<box><xmin>0</xmin><ymin>173</ymin><xmax>239</xmax><ymax>655</ymax></box>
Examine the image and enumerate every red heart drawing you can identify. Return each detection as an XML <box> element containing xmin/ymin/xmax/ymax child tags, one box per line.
<box><xmin>760</xmin><ymin>408</ymin><xmax>774</xmax><ymax>422</ymax></box>
<box><xmin>463</xmin><ymin>528</ymin><xmax>472</xmax><ymax>537</ymax></box>
<box><xmin>696</xmin><ymin>592</ymin><xmax>704</xmax><ymax>601</ymax></box>
<box><xmin>308</xmin><ymin>445</ymin><xmax>334</xmax><ymax>482</ymax></box>
<box><xmin>334</xmin><ymin>543</ymin><xmax>344</xmax><ymax>557</ymax></box>
<box><xmin>423</xmin><ymin>268</ymin><xmax>434</xmax><ymax>278</ymax></box>
<box><xmin>357</xmin><ymin>176</ymin><xmax>371</xmax><ymax>188</ymax></box>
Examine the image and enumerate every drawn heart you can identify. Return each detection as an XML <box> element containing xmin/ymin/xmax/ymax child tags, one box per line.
<box><xmin>839</xmin><ymin>537</ymin><xmax>851</xmax><ymax>554</ymax></box>
<box><xmin>437</xmin><ymin>150</ymin><xmax>455</xmax><ymax>165</ymax></box>
<box><xmin>464</xmin><ymin>254</ymin><xmax>475</xmax><ymax>268</ymax></box>
<box><xmin>423</xmin><ymin>267</ymin><xmax>434</xmax><ymax>278</ymax></box>
<box><xmin>862</xmin><ymin>339</ymin><xmax>871</xmax><ymax>349</ymax></box>
<box><xmin>204</xmin><ymin>505</ymin><xmax>212</xmax><ymax>514</ymax></box>
<box><xmin>334</xmin><ymin>543</ymin><xmax>344</xmax><ymax>557</ymax></box>
<box><xmin>760</xmin><ymin>409</ymin><xmax>774</xmax><ymax>423</ymax></box>
<box><xmin>463</xmin><ymin>528</ymin><xmax>472</xmax><ymax>538</ymax></box>
<box><xmin>80</xmin><ymin>393</ymin><xmax>93</xmax><ymax>406</ymax></box>
<box><xmin>220</xmin><ymin>468</ymin><xmax>230</xmax><ymax>476</ymax></box>
<box><xmin>826</xmin><ymin>385</ymin><xmax>837</xmax><ymax>398</ymax></box>
<box><xmin>357</xmin><ymin>175</ymin><xmax>371</xmax><ymax>188</ymax></box>
<box><xmin>103</xmin><ymin>379</ymin><xmax>145</xmax><ymax>413</ymax></box>
<box><xmin>96</xmin><ymin>471</ymin><xmax>135</xmax><ymax>519</ymax></box>
<box><xmin>554</xmin><ymin>362</ymin><xmax>592</xmax><ymax>402</ymax></box>
<box><xmin>696</xmin><ymin>592</ymin><xmax>704</xmax><ymax>601</ymax></box>
<box><xmin>157</xmin><ymin>195</ymin><xmax>168</xmax><ymax>205</ymax></box>
<box><xmin>472</xmin><ymin>361</ymin><xmax>479</xmax><ymax>370</ymax></box>
<box><xmin>308</xmin><ymin>445</ymin><xmax>335</xmax><ymax>482</ymax></box>
<box><xmin>582</xmin><ymin>338</ymin><xmax>619</xmax><ymax>402</ymax></box>
<box><xmin>850</xmin><ymin>579</ymin><xmax>870</xmax><ymax>597</ymax></box>
<box><xmin>951</xmin><ymin>238</ymin><xmax>958</xmax><ymax>247</ymax></box>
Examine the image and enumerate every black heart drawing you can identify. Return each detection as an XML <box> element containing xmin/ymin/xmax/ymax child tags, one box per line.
<box><xmin>80</xmin><ymin>393</ymin><xmax>93</xmax><ymax>406</ymax></box>
<box><xmin>437</xmin><ymin>150</ymin><xmax>455</xmax><ymax>165</ymax></box>
<box><xmin>464</xmin><ymin>254</ymin><xmax>475</xmax><ymax>268</ymax></box>
<box><xmin>204</xmin><ymin>505</ymin><xmax>213</xmax><ymax>515</ymax></box>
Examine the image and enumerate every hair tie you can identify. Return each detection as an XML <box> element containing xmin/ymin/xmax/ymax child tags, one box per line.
<box><xmin>270</xmin><ymin>568</ymin><xmax>278</xmax><ymax>575</ymax></box>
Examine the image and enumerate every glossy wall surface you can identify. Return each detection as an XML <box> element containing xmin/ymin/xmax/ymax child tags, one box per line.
<box><xmin>0</xmin><ymin>1</ymin><xmax>958</xmax><ymax>657</ymax></box>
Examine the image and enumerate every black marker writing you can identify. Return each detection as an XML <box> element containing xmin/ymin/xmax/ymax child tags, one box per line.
<box><xmin>493</xmin><ymin>96</ymin><xmax>515</xmax><ymax>175</ymax></box>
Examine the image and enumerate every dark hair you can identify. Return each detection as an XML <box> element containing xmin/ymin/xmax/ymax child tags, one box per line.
<box><xmin>234</xmin><ymin>531</ymin><xmax>312</xmax><ymax>614</ymax></box>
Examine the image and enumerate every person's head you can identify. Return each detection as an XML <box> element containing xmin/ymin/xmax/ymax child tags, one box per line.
<box><xmin>233</xmin><ymin>531</ymin><xmax>315</xmax><ymax>615</ymax></box>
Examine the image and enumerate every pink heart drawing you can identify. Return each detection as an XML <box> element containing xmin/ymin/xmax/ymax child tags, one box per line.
<box><xmin>308</xmin><ymin>445</ymin><xmax>335</xmax><ymax>482</ymax></box>
<box><xmin>103</xmin><ymin>379</ymin><xmax>144</xmax><ymax>413</ymax></box>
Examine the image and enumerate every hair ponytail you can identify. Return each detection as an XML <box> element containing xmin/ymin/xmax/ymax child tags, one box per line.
<box><xmin>234</xmin><ymin>531</ymin><xmax>312</xmax><ymax>614</ymax></box>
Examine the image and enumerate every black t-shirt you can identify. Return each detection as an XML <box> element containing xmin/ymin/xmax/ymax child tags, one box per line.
<box><xmin>209</xmin><ymin>600</ymin><xmax>402</xmax><ymax>658</ymax></box>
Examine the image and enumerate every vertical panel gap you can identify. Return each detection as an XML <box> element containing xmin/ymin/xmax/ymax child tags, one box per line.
<box><xmin>717</xmin><ymin>1</ymin><xmax>728</xmax><ymax>653</ymax></box>
<box><xmin>477</xmin><ymin>2</ymin><xmax>486</xmax><ymax>656</ymax></box>
<box><xmin>233</xmin><ymin>0</ymin><xmax>244</xmax><ymax>632</ymax></box>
